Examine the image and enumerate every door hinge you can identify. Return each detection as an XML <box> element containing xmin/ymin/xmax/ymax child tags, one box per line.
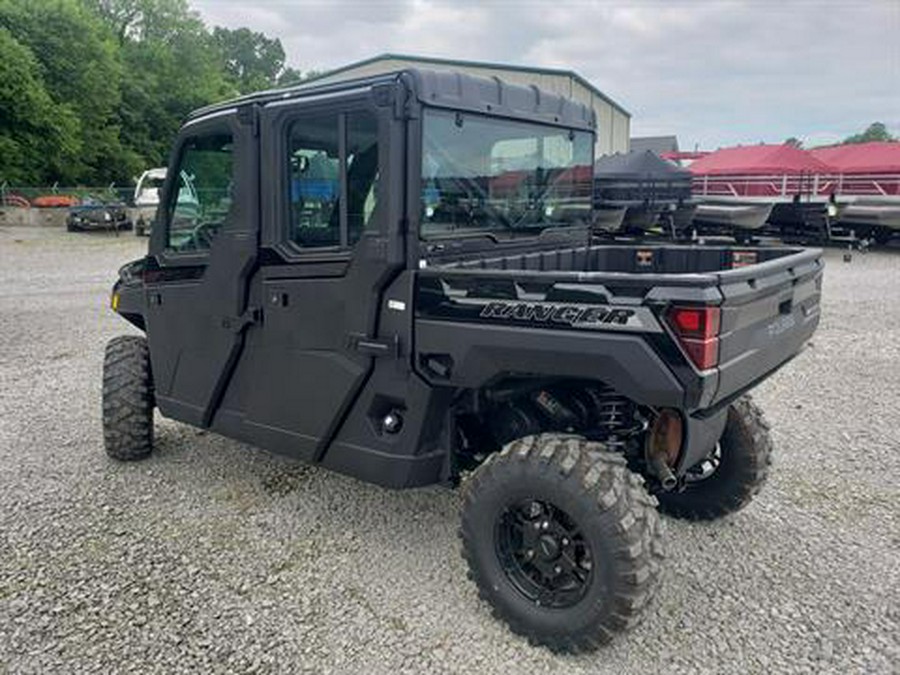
<box><xmin>238</xmin><ymin>103</ymin><xmax>260</xmax><ymax>137</ymax></box>
<box><xmin>222</xmin><ymin>306</ymin><xmax>261</xmax><ymax>333</ymax></box>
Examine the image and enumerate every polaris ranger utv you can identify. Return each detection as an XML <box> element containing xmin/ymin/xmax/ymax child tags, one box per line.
<box><xmin>104</xmin><ymin>70</ymin><xmax>823</xmax><ymax>651</ymax></box>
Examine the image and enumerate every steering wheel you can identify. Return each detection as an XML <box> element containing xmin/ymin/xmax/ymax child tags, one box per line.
<box><xmin>187</xmin><ymin>220</ymin><xmax>219</xmax><ymax>250</ymax></box>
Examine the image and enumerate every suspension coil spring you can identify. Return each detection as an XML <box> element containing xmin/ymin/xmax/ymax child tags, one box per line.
<box><xmin>586</xmin><ymin>386</ymin><xmax>635</xmax><ymax>451</ymax></box>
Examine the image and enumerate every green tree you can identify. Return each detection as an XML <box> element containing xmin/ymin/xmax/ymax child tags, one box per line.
<box><xmin>212</xmin><ymin>26</ymin><xmax>287</xmax><ymax>93</ymax></box>
<box><xmin>784</xmin><ymin>137</ymin><xmax>803</xmax><ymax>148</ymax></box>
<box><xmin>2</xmin><ymin>0</ymin><xmax>319</xmax><ymax>185</ymax></box>
<box><xmin>278</xmin><ymin>66</ymin><xmax>306</xmax><ymax>87</ymax></box>
<box><xmin>0</xmin><ymin>28</ymin><xmax>80</xmax><ymax>183</ymax></box>
<box><xmin>90</xmin><ymin>0</ymin><xmax>235</xmax><ymax>174</ymax></box>
<box><xmin>0</xmin><ymin>0</ymin><xmax>132</xmax><ymax>183</ymax></box>
<box><xmin>842</xmin><ymin>122</ymin><xmax>895</xmax><ymax>144</ymax></box>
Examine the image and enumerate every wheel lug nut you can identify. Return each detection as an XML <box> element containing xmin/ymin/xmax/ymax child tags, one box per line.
<box><xmin>562</xmin><ymin>537</ymin><xmax>569</xmax><ymax>546</ymax></box>
<box><xmin>554</xmin><ymin>565</ymin><xmax>562</xmax><ymax>574</ymax></box>
<box><xmin>525</xmin><ymin>549</ymin><xmax>534</xmax><ymax>559</ymax></box>
<box><xmin>541</xmin><ymin>521</ymin><xmax>549</xmax><ymax>530</ymax></box>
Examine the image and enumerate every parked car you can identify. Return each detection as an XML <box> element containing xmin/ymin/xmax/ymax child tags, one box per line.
<box><xmin>132</xmin><ymin>168</ymin><xmax>167</xmax><ymax>236</ymax></box>
<box><xmin>66</xmin><ymin>197</ymin><xmax>131</xmax><ymax>232</ymax></box>
<box><xmin>104</xmin><ymin>69</ymin><xmax>823</xmax><ymax>652</ymax></box>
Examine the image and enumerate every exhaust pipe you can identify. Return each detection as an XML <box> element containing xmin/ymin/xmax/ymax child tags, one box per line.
<box><xmin>646</xmin><ymin>409</ymin><xmax>683</xmax><ymax>491</ymax></box>
<box><xmin>648</xmin><ymin>453</ymin><xmax>677</xmax><ymax>490</ymax></box>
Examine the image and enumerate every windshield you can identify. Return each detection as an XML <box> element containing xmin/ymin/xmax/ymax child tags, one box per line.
<box><xmin>421</xmin><ymin>109</ymin><xmax>593</xmax><ymax>238</ymax></box>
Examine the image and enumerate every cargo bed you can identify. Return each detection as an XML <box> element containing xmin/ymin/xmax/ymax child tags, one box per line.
<box><xmin>417</xmin><ymin>242</ymin><xmax>823</xmax><ymax>412</ymax></box>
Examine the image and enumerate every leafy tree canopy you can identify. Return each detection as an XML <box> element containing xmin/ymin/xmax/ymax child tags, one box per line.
<box><xmin>0</xmin><ymin>0</ymin><xmax>318</xmax><ymax>186</ymax></box>
<box><xmin>841</xmin><ymin>122</ymin><xmax>895</xmax><ymax>145</ymax></box>
<box><xmin>0</xmin><ymin>27</ymin><xmax>81</xmax><ymax>184</ymax></box>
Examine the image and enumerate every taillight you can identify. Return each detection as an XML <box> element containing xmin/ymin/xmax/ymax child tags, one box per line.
<box><xmin>666</xmin><ymin>306</ymin><xmax>721</xmax><ymax>370</ymax></box>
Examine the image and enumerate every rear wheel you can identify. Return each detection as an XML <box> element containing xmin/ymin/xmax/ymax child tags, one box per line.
<box><xmin>460</xmin><ymin>434</ymin><xmax>664</xmax><ymax>652</ymax></box>
<box><xmin>657</xmin><ymin>396</ymin><xmax>772</xmax><ymax>520</ymax></box>
<box><xmin>102</xmin><ymin>335</ymin><xmax>154</xmax><ymax>461</ymax></box>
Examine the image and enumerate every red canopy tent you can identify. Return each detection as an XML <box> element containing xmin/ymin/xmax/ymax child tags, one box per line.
<box><xmin>809</xmin><ymin>142</ymin><xmax>900</xmax><ymax>174</ymax></box>
<box><xmin>688</xmin><ymin>144</ymin><xmax>833</xmax><ymax>176</ymax></box>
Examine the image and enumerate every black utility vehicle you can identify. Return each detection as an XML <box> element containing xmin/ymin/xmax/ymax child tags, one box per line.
<box><xmin>105</xmin><ymin>70</ymin><xmax>823</xmax><ymax>651</ymax></box>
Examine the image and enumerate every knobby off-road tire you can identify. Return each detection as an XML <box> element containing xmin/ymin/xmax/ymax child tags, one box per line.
<box><xmin>460</xmin><ymin>434</ymin><xmax>665</xmax><ymax>652</ymax></box>
<box><xmin>657</xmin><ymin>396</ymin><xmax>772</xmax><ymax>521</ymax></box>
<box><xmin>102</xmin><ymin>335</ymin><xmax>154</xmax><ymax>461</ymax></box>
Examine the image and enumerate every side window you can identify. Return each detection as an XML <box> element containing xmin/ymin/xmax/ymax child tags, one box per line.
<box><xmin>289</xmin><ymin>114</ymin><xmax>340</xmax><ymax>247</ymax></box>
<box><xmin>166</xmin><ymin>133</ymin><xmax>234</xmax><ymax>253</ymax></box>
<box><xmin>287</xmin><ymin>110</ymin><xmax>379</xmax><ymax>250</ymax></box>
<box><xmin>347</xmin><ymin>112</ymin><xmax>379</xmax><ymax>245</ymax></box>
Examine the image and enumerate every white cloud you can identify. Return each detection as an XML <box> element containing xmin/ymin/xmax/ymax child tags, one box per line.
<box><xmin>193</xmin><ymin>0</ymin><xmax>900</xmax><ymax>149</ymax></box>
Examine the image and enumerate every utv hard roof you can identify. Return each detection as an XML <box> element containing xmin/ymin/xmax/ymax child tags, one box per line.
<box><xmin>188</xmin><ymin>68</ymin><xmax>596</xmax><ymax>132</ymax></box>
<box><xmin>304</xmin><ymin>53</ymin><xmax>630</xmax><ymax>118</ymax></box>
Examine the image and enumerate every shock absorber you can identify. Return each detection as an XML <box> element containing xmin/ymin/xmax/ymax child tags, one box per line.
<box><xmin>485</xmin><ymin>382</ymin><xmax>642</xmax><ymax>451</ymax></box>
<box><xmin>581</xmin><ymin>385</ymin><xmax>637</xmax><ymax>451</ymax></box>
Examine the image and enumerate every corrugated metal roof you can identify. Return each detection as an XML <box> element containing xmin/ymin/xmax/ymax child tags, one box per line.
<box><xmin>302</xmin><ymin>53</ymin><xmax>630</xmax><ymax>117</ymax></box>
<box><xmin>630</xmin><ymin>135</ymin><xmax>679</xmax><ymax>155</ymax></box>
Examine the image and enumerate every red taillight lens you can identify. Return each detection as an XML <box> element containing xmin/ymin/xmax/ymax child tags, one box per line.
<box><xmin>668</xmin><ymin>306</ymin><xmax>720</xmax><ymax>339</ymax></box>
<box><xmin>666</xmin><ymin>306</ymin><xmax>721</xmax><ymax>370</ymax></box>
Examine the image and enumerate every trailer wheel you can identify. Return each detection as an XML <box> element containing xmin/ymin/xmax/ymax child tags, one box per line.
<box><xmin>102</xmin><ymin>335</ymin><xmax>154</xmax><ymax>461</ymax></box>
<box><xmin>460</xmin><ymin>434</ymin><xmax>664</xmax><ymax>652</ymax></box>
<box><xmin>657</xmin><ymin>396</ymin><xmax>772</xmax><ymax>520</ymax></box>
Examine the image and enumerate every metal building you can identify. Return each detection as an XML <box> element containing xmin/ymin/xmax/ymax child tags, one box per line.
<box><xmin>630</xmin><ymin>135</ymin><xmax>679</xmax><ymax>156</ymax></box>
<box><xmin>304</xmin><ymin>54</ymin><xmax>630</xmax><ymax>156</ymax></box>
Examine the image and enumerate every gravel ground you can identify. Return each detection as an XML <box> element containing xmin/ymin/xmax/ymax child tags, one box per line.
<box><xmin>1</xmin><ymin>225</ymin><xmax>898</xmax><ymax>674</ymax></box>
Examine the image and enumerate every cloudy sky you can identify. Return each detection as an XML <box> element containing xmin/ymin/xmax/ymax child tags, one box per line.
<box><xmin>193</xmin><ymin>0</ymin><xmax>898</xmax><ymax>150</ymax></box>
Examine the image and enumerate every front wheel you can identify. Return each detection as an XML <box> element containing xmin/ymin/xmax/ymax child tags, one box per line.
<box><xmin>102</xmin><ymin>335</ymin><xmax>154</xmax><ymax>461</ymax></box>
<box><xmin>657</xmin><ymin>396</ymin><xmax>772</xmax><ymax>520</ymax></box>
<box><xmin>460</xmin><ymin>434</ymin><xmax>664</xmax><ymax>652</ymax></box>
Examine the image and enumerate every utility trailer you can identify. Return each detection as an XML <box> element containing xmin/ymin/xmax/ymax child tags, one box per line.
<box><xmin>104</xmin><ymin>69</ymin><xmax>823</xmax><ymax>651</ymax></box>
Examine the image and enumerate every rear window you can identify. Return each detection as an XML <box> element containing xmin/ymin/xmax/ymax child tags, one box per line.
<box><xmin>421</xmin><ymin>109</ymin><xmax>594</xmax><ymax>239</ymax></box>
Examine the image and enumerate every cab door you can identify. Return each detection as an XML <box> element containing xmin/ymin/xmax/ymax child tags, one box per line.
<box><xmin>224</xmin><ymin>89</ymin><xmax>406</xmax><ymax>462</ymax></box>
<box><xmin>142</xmin><ymin>107</ymin><xmax>260</xmax><ymax>427</ymax></box>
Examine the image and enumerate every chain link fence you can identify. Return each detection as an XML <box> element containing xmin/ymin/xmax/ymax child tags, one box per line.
<box><xmin>1</xmin><ymin>183</ymin><xmax>135</xmax><ymax>208</ymax></box>
<box><xmin>0</xmin><ymin>183</ymin><xmax>150</xmax><ymax>231</ymax></box>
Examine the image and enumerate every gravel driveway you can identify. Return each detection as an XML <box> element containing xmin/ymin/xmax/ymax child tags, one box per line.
<box><xmin>1</xmin><ymin>226</ymin><xmax>897</xmax><ymax>674</ymax></box>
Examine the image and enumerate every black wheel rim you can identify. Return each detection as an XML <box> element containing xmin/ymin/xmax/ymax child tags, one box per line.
<box><xmin>684</xmin><ymin>441</ymin><xmax>722</xmax><ymax>484</ymax></box>
<box><xmin>495</xmin><ymin>499</ymin><xmax>593</xmax><ymax>609</ymax></box>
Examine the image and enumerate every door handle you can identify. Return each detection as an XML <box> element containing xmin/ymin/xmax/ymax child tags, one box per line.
<box><xmin>348</xmin><ymin>333</ymin><xmax>400</xmax><ymax>358</ymax></box>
